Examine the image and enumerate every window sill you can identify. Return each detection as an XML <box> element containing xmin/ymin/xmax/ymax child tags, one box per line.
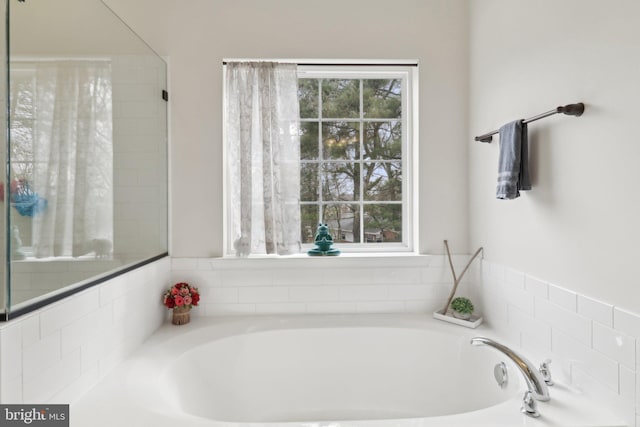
<box><xmin>204</xmin><ymin>252</ymin><xmax>437</xmax><ymax>270</ymax></box>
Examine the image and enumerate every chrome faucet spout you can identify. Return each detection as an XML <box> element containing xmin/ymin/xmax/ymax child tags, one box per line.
<box><xmin>470</xmin><ymin>337</ymin><xmax>550</xmax><ymax>402</ymax></box>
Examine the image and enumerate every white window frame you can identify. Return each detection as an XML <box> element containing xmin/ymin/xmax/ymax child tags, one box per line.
<box><xmin>222</xmin><ymin>60</ymin><xmax>419</xmax><ymax>256</ymax></box>
<box><xmin>297</xmin><ymin>64</ymin><xmax>418</xmax><ymax>254</ymax></box>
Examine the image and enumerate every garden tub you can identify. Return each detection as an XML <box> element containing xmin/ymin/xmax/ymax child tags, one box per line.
<box><xmin>72</xmin><ymin>314</ymin><xmax>625</xmax><ymax>427</ymax></box>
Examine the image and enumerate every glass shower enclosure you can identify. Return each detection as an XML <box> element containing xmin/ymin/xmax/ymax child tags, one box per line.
<box><xmin>0</xmin><ymin>0</ymin><xmax>168</xmax><ymax>319</ymax></box>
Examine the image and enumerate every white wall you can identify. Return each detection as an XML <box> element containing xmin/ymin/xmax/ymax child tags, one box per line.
<box><xmin>468</xmin><ymin>0</ymin><xmax>640</xmax><ymax>313</ymax></box>
<box><xmin>101</xmin><ymin>0</ymin><xmax>640</xmax><ymax>323</ymax></box>
<box><xmin>105</xmin><ymin>0</ymin><xmax>472</xmax><ymax>257</ymax></box>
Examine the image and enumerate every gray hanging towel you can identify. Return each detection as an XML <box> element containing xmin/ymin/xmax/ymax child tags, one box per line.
<box><xmin>496</xmin><ymin>120</ymin><xmax>531</xmax><ymax>199</ymax></box>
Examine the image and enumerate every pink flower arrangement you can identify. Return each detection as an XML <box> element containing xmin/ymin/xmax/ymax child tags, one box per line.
<box><xmin>163</xmin><ymin>282</ymin><xmax>200</xmax><ymax>310</ymax></box>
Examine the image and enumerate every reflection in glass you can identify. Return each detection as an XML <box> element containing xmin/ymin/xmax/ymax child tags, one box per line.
<box><xmin>10</xmin><ymin>61</ymin><xmax>114</xmax><ymax>259</ymax></box>
<box><xmin>322</xmin><ymin>122</ymin><xmax>359</xmax><ymax>160</ymax></box>
<box><xmin>5</xmin><ymin>0</ymin><xmax>168</xmax><ymax>312</ymax></box>
<box><xmin>0</xmin><ymin>0</ymin><xmax>6</xmax><ymax>311</ymax></box>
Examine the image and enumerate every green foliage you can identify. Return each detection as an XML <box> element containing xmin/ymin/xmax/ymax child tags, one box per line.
<box><xmin>298</xmin><ymin>79</ymin><xmax>318</xmax><ymax>119</ymax></box>
<box><xmin>322</xmin><ymin>79</ymin><xmax>360</xmax><ymax>118</ymax></box>
<box><xmin>363</xmin><ymin>79</ymin><xmax>402</xmax><ymax>119</ymax></box>
<box><xmin>450</xmin><ymin>297</ymin><xmax>474</xmax><ymax>314</ymax></box>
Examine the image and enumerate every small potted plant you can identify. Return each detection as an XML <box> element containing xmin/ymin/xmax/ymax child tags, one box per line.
<box><xmin>450</xmin><ymin>297</ymin><xmax>474</xmax><ymax>320</ymax></box>
<box><xmin>163</xmin><ymin>282</ymin><xmax>200</xmax><ymax>325</ymax></box>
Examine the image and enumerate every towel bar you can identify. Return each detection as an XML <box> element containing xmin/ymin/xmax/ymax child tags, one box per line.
<box><xmin>475</xmin><ymin>102</ymin><xmax>584</xmax><ymax>143</ymax></box>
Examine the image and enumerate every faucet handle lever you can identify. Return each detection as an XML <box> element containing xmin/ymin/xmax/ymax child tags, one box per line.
<box><xmin>521</xmin><ymin>391</ymin><xmax>540</xmax><ymax>417</ymax></box>
<box><xmin>539</xmin><ymin>359</ymin><xmax>553</xmax><ymax>386</ymax></box>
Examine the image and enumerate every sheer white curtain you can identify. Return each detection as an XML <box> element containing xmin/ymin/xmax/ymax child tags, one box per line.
<box><xmin>30</xmin><ymin>61</ymin><xmax>113</xmax><ymax>258</ymax></box>
<box><xmin>225</xmin><ymin>62</ymin><xmax>301</xmax><ymax>255</ymax></box>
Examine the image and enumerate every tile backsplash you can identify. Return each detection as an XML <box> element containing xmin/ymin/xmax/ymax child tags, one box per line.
<box><xmin>173</xmin><ymin>255</ymin><xmax>640</xmax><ymax>426</ymax></box>
<box><xmin>0</xmin><ymin>257</ymin><xmax>170</xmax><ymax>404</ymax></box>
<box><xmin>479</xmin><ymin>260</ymin><xmax>639</xmax><ymax>427</ymax></box>
<box><xmin>170</xmin><ymin>255</ymin><xmax>479</xmax><ymax>317</ymax></box>
<box><xmin>2</xmin><ymin>253</ymin><xmax>639</xmax><ymax>426</ymax></box>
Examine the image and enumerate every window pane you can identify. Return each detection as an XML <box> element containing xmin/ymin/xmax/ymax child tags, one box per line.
<box><xmin>300</xmin><ymin>163</ymin><xmax>319</xmax><ymax>201</ymax></box>
<box><xmin>293</xmin><ymin>67</ymin><xmax>410</xmax><ymax>250</ymax></box>
<box><xmin>363</xmin><ymin>79</ymin><xmax>402</xmax><ymax>119</ymax></box>
<box><xmin>10</xmin><ymin>120</ymin><xmax>34</xmax><ymax>162</ymax></box>
<box><xmin>301</xmin><ymin>204</ymin><xmax>319</xmax><ymax>243</ymax></box>
<box><xmin>322</xmin><ymin>121</ymin><xmax>359</xmax><ymax>160</ymax></box>
<box><xmin>323</xmin><ymin>203</ymin><xmax>360</xmax><ymax>243</ymax></box>
<box><xmin>298</xmin><ymin>79</ymin><xmax>318</xmax><ymax>118</ymax></box>
<box><xmin>13</xmin><ymin>79</ymin><xmax>35</xmax><ymax>119</ymax></box>
<box><xmin>322</xmin><ymin>163</ymin><xmax>359</xmax><ymax>201</ymax></box>
<box><xmin>364</xmin><ymin>162</ymin><xmax>402</xmax><ymax>201</ymax></box>
<box><xmin>364</xmin><ymin>204</ymin><xmax>402</xmax><ymax>243</ymax></box>
<box><xmin>322</xmin><ymin>79</ymin><xmax>359</xmax><ymax>119</ymax></box>
<box><xmin>10</xmin><ymin>162</ymin><xmax>33</xmax><ymax>181</ymax></box>
<box><xmin>300</xmin><ymin>121</ymin><xmax>319</xmax><ymax>160</ymax></box>
<box><xmin>364</xmin><ymin>121</ymin><xmax>401</xmax><ymax>160</ymax></box>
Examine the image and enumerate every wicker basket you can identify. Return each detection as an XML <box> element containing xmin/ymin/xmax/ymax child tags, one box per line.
<box><xmin>172</xmin><ymin>306</ymin><xmax>191</xmax><ymax>325</ymax></box>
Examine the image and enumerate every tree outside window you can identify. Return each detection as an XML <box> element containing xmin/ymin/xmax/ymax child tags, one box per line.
<box><xmin>299</xmin><ymin>72</ymin><xmax>407</xmax><ymax>248</ymax></box>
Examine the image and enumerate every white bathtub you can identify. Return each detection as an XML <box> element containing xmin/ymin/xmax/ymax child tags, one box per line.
<box><xmin>72</xmin><ymin>315</ymin><xmax>625</xmax><ymax>427</ymax></box>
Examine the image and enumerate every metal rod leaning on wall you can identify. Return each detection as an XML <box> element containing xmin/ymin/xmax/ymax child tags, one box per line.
<box><xmin>474</xmin><ymin>102</ymin><xmax>585</xmax><ymax>143</ymax></box>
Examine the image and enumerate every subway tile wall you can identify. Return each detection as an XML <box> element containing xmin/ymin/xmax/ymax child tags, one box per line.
<box><xmin>3</xmin><ymin>253</ymin><xmax>638</xmax><ymax>427</ymax></box>
<box><xmin>479</xmin><ymin>260</ymin><xmax>640</xmax><ymax>427</ymax></box>
<box><xmin>173</xmin><ymin>255</ymin><xmax>640</xmax><ymax>426</ymax></box>
<box><xmin>10</xmin><ymin>259</ymin><xmax>122</xmax><ymax>306</ymax></box>
<box><xmin>0</xmin><ymin>257</ymin><xmax>170</xmax><ymax>405</ymax></box>
<box><xmin>169</xmin><ymin>255</ymin><xmax>479</xmax><ymax>317</ymax></box>
<box><xmin>112</xmin><ymin>55</ymin><xmax>168</xmax><ymax>264</ymax></box>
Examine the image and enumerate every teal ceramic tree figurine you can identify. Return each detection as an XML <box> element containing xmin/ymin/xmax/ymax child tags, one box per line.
<box><xmin>307</xmin><ymin>223</ymin><xmax>341</xmax><ymax>256</ymax></box>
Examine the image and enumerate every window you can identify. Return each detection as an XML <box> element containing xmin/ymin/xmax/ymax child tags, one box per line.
<box><xmin>297</xmin><ymin>65</ymin><xmax>416</xmax><ymax>252</ymax></box>
<box><xmin>10</xmin><ymin>66</ymin><xmax>41</xmax><ymax>250</ymax></box>
<box><xmin>223</xmin><ymin>62</ymin><xmax>417</xmax><ymax>256</ymax></box>
<box><xmin>9</xmin><ymin>60</ymin><xmax>114</xmax><ymax>258</ymax></box>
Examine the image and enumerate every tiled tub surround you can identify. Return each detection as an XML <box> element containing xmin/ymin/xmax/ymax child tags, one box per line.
<box><xmin>173</xmin><ymin>255</ymin><xmax>640</xmax><ymax>426</ymax></box>
<box><xmin>479</xmin><ymin>260</ymin><xmax>640</xmax><ymax>427</ymax></box>
<box><xmin>0</xmin><ymin>257</ymin><xmax>170</xmax><ymax>405</ymax></box>
<box><xmin>1</xmin><ymin>253</ymin><xmax>638</xmax><ymax>426</ymax></box>
<box><xmin>10</xmin><ymin>258</ymin><xmax>123</xmax><ymax>306</ymax></box>
<box><xmin>170</xmin><ymin>255</ymin><xmax>481</xmax><ymax>317</ymax></box>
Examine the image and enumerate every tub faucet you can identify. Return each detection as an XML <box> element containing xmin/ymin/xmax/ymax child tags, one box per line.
<box><xmin>470</xmin><ymin>337</ymin><xmax>550</xmax><ymax>402</ymax></box>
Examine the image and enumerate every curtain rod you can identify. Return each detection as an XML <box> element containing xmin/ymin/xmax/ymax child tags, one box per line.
<box><xmin>475</xmin><ymin>103</ymin><xmax>585</xmax><ymax>143</ymax></box>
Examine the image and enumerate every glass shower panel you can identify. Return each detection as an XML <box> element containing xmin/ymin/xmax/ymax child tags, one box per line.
<box><xmin>6</xmin><ymin>0</ymin><xmax>168</xmax><ymax>314</ymax></box>
<box><xmin>0</xmin><ymin>0</ymin><xmax>7</xmax><ymax>316</ymax></box>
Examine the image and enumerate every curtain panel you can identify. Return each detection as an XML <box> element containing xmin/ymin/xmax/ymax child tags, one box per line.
<box><xmin>25</xmin><ymin>60</ymin><xmax>114</xmax><ymax>258</ymax></box>
<box><xmin>225</xmin><ymin>62</ymin><xmax>301</xmax><ymax>256</ymax></box>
